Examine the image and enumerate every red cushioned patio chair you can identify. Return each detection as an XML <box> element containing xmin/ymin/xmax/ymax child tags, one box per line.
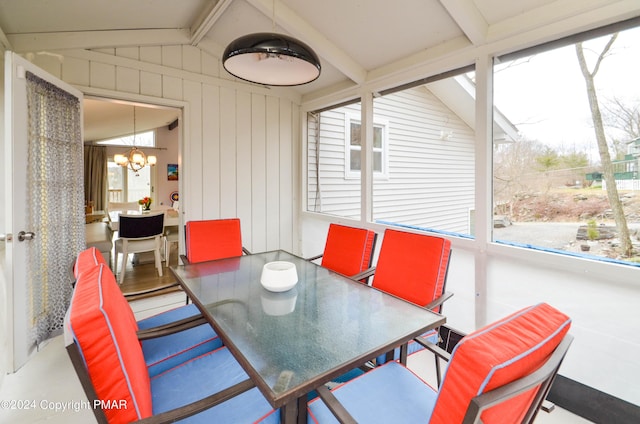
<box><xmin>306</xmin><ymin>223</ymin><xmax>377</xmax><ymax>281</ymax></box>
<box><xmin>73</xmin><ymin>247</ymin><xmax>222</xmax><ymax>377</ymax></box>
<box><xmin>307</xmin><ymin>303</ymin><xmax>573</xmax><ymax>424</ymax></box>
<box><xmin>354</xmin><ymin>229</ymin><xmax>452</xmax><ymax>373</ymax></box>
<box><xmin>181</xmin><ymin>218</ymin><xmax>251</xmax><ymax>264</ymax></box>
<box><xmin>65</xmin><ymin>262</ymin><xmax>279</xmax><ymax>423</ymax></box>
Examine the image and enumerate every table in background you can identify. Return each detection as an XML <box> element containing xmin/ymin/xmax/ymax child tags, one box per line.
<box><xmin>107</xmin><ymin>209</ymin><xmax>179</xmax><ymax>232</ymax></box>
<box><xmin>170</xmin><ymin>250</ymin><xmax>445</xmax><ymax>423</ymax></box>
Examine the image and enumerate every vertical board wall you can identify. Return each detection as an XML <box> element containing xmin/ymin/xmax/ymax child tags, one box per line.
<box><xmin>29</xmin><ymin>46</ymin><xmax>300</xmax><ymax>254</ymax></box>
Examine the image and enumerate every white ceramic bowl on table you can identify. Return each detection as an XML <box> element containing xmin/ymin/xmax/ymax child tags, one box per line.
<box><xmin>260</xmin><ymin>261</ymin><xmax>298</xmax><ymax>292</ymax></box>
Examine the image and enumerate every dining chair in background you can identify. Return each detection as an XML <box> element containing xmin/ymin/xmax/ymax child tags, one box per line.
<box><xmin>181</xmin><ymin>218</ymin><xmax>251</xmax><ymax>264</ymax></box>
<box><xmin>106</xmin><ymin>201</ymin><xmax>140</xmax><ymax>231</ymax></box>
<box><xmin>155</xmin><ymin>206</ymin><xmax>180</xmax><ymax>266</ymax></box>
<box><xmin>164</xmin><ymin>226</ymin><xmax>179</xmax><ymax>266</ymax></box>
<box><xmin>307</xmin><ymin>223</ymin><xmax>377</xmax><ymax>280</ymax></box>
<box><xmin>355</xmin><ymin>228</ymin><xmax>452</xmax><ymax>371</ymax></box>
<box><xmin>114</xmin><ymin>212</ymin><xmax>165</xmax><ymax>284</ymax></box>
<box><xmin>308</xmin><ymin>303</ymin><xmax>573</xmax><ymax>424</ymax></box>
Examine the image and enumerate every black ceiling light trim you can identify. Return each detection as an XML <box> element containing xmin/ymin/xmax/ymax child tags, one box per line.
<box><xmin>222</xmin><ymin>32</ymin><xmax>321</xmax><ymax>86</ymax></box>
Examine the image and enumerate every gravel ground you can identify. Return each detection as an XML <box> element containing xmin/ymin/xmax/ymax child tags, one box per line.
<box><xmin>493</xmin><ymin>222</ymin><xmax>582</xmax><ymax>250</ymax></box>
<box><xmin>493</xmin><ymin>221</ymin><xmax>640</xmax><ymax>257</ymax></box>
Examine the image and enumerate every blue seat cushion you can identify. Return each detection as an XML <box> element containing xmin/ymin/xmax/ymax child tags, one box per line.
<box><xmin>376</xmin><ymin>329</ymin><xmax>438</xmax><ymax>365</ymax></box>
<box><xmin>138</xmin><ymin>304</ymin><xmax>223</xmax><ymax>377</ymax></box>
<box><xmin>151</xmin><ymin>346</ymin><xmax>279</xmax><ymax>423</ymax></box>
<box><xmin>307</xmin><ymin>361</ymin><xmax>437</xmax><ymax>423</ymax></box>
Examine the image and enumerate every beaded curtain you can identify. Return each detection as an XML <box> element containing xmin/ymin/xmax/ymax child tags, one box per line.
<box><xmin>26</xmin><ymin>72</ymin><xmax>85</xmax><ymax>346</ymax></box>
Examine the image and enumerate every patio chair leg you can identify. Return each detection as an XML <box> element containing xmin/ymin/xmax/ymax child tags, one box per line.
<box><xmin>542</xmin><ymin>400</ymin><xmax>556</xmax><ymax>413</ymax></box>
<box><xmin>436</xmin><ymin>356</ymin><xmax>443</xmax><ymax>388</ymax></box>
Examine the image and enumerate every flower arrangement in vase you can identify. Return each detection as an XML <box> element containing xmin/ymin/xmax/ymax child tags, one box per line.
<box><xmin>139</xmin><ymin>197</ymin><xmax>152</xmax><ymax>211</ymax></box>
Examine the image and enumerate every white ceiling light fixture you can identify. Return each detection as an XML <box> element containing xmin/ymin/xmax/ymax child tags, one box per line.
<box><xmin>221</xmin><ymin>0</ymin><xmax>321</xmax><ymax>86</ymax></box>
<box><xmin>113</xmin><ymin>106</ymin><xmax>157</xmax><ymax>176</ymax></box>
<box><xmin>222</xmin><ymin>32</ymin><xmax>321</xmax><ymax>86</ymax></box>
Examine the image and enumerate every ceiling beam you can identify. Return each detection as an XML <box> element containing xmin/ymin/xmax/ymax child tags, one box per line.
<box><xmin>367</xmin><ymin>36</ymin><xmax>472</xmax><ymax>85</ymax></box>
<box><xmin>190</xmin><ymin>0</ymin><xmax>235</xmax><ymax>46</ymax></box>
<box><xmin>245</xmin><ymin>0</ymin><xmax>367</xmax><ymax>84</ymax></box>
<box><xmin>486</xmin><ymin>0</ymin><xmax>626</xmax><ymax>43</ymax></box>
<box><xmin>439</xmin><ymin>0</ymin><xmax>488</xmax><ymax>45</ymax></box>
<box><xmin>0</xmin><ymin>23</ymin><xmax>12</xmax><ymax>51</ymax></box>
<box><xmin>7</xmin><ymin>29</ymin><xmax>189</xmax><ymax>53</ymax></box>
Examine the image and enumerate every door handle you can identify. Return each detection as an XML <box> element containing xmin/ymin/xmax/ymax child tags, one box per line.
<box><xmin>17</xmin><ymin>231</ymin><xmax>36</xmax><ymax>242</ymax></box>
<box><xmin>0</xmin><ymin>233</ymin><xmax>13</xmax><ymax>242</ymax></box>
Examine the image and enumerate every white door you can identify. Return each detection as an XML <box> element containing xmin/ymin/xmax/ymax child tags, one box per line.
<box><xmin>2</xmin><ymin>52</ymin><xmax>84</xmax><ymax>371</ymax></box>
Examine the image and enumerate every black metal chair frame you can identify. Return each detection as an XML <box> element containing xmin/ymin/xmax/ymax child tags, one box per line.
<box><xmin>314</xmin><ymin>333</ymin><xmax>574</xmax><ymax>424</ymax></box>
<box><xmin>66</xmin><ymin>299</ymin><xmax>256</xmax><ymax>424</ymax></box>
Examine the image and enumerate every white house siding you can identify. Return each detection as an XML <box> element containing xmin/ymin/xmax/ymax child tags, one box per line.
<box><xmin>373</xmin><ymin>87</ymin><xmax>475</xmax><ymax>234</ymax></box>
<box><xmin>27</xmin><ymin>45</ymin><xmax>299</xmax><ymax>254</ymax></box>
<box><xmin>307</xmin><ymin>105</ymin><xmax>362</xmax><ymax>220</ymax></box>
<box><xmin>308</xmin><ymin>86</ymin><xmax>475</xmax><ymax>234</ymax></box>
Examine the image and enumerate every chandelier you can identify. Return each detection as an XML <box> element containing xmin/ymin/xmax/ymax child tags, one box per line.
<box><xmin>114</xmin><ymin>146</ymin><xmax>156</xmax><ymax>175</ymax></box>
<box><xmin>113</xmin><ymin>106</ymin><xmax>156</xmax><ymax>176</ymax></box>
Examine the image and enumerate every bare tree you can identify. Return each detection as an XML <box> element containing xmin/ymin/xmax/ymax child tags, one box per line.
<box><xmin>576</xmin><ymin>35</ymin><xmax>633</xmax><ymax>256</ymax></box>
<box><xmin>602</xmin><ymin>96</ymin><xmax>640</xmax><ymax>158</ymax></box>
<box><xmin>494</xmin><ymin>138</ymin><xmax>548</xmax><ymax>202</ymax></box>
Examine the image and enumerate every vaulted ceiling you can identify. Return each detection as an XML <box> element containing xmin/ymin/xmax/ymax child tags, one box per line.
<box><xmin>1</xmin><ymin>0</ymin><xmax>638</xmax><ymax>140</ymax></box>
<box><xmin>2</xmin><ymin>0</ymin><xmax>638</xmax><ymax>98</ymax></box>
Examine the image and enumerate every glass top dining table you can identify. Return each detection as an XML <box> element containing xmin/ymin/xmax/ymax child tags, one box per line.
<box><xmin>170</xmin><ymin>250</ymin><xmax>445</xmax><ymax>423</ymax></box>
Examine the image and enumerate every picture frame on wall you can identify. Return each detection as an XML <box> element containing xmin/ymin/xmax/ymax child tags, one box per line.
<box><xmin>168</xmin><ymin>164</ymin><xmax>178</xmax><ymax>181</ymax></box>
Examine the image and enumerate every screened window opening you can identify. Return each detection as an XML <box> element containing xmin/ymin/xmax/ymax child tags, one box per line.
<box><xmin>306</xmin><ymin>102</ymin><xmax>362</xmax><ymax>219</ymax></box>
<box><xmin>306</xmin><ymin>67</ymin><xmax>478</xmax><ymax>239</ymax></box>
<box><xmin>371</xmin><ymin>71</ymin><xmax>477</xmax><ymax>237</ymax></box>
<box><xmin>492</xmin><ymin>24</ymin><xmax>640</xmax><ymax>267</ymax></box>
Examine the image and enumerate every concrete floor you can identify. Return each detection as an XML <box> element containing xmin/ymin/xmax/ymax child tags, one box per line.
<box><xmin>0</xmin><ymin>292</ymin><xmax>593</xmax><ymax>423</ymax></box>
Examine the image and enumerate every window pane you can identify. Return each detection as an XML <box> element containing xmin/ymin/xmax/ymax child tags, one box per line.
<box><xmin>373</xmin><ymin>151</ymin><xmax>382</xmax><ymax>172</ymax></box>
<box><xmin>350</xmin><ymin>149</ymin><xmax>361</xmax><ymax>171</ymax></box>
<box><xmin>108</xmin><ymin>161</ymin><xmax>152</xmax><ymax>204</ymax></box>
<box><xmin>127</xmin><ymin>166</ymin><xmax>151</xmax><ymax>202</ymax></box>
<box><xmin>107</xmin><ymin>162</ymin><xmax>124</xmax><ymax>203</ymax></box>
<box><xmin>350</xmin><ymin>123</ymin><xmax>361</xmax><ymax>147</ymax></box>
<box><xmin>372</xmin><ymin>70</ymin><xmax>476</xmax><ymax>237</ymax></box>
<box><xmin>306</xmin><ymin>102</ymin><xmax>362</xmax><ymax>219</ymax></box>
<box><xmin>373</xmin><ymin>127</ymin><xmax>382</xmax><ymax>149</ymax></box>
<box><xmin>97</xmin><ymin>130</ymin><xmax>155</xmax><ymax>147</ymax></box>
<box><xmin>493</xmin><ymin>25</ymin><xmax>640</xmax><ymax>265</ymax></box>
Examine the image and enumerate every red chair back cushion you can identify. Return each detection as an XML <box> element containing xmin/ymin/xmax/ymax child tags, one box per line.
<box><xmin>372</xmin><ymin>229</ymin><xmax>450</xmax><ymax>309</ymax></box>
<box><xmin>321</xmin><ymin>224</ymin><xmax>376</xmax><ymax>277</ymax></box>
<box><xmin>68</xmin><ymin>264</ymin><xmax>151</xmax><ymax>423</ymax></box>
<box><xmin>430</xmin><ymin>303</ymin><xmax>571</xmax><ymax>424</ymax></box>
<box><xmin>185</xmin><ymin>219</ymin><xmax>244</xmax><ymax>263</ymax></box>
<box><xmin>73</xmin><ymin>246</ymin><xmax>108</xmax><ymax>279</ymax></box>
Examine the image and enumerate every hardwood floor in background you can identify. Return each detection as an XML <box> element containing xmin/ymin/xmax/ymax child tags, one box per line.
<box><xmin>115</xmin><ymin>243</ymin><xmax>183</xmax><ymax>299</ymax></box>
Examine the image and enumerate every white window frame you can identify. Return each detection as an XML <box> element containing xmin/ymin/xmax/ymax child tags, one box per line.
<box><xmin>96</xmin><ymin>129</ymin><xmax>156</xmax><ymax>147</ymax></box>
<box><xmin>345</xmin><ymin>115</ymin><xmax>388</xmax><ymax>179</ymax></box>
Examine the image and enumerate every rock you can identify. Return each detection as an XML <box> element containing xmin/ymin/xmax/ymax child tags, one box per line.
<box><xmin>576</xmin><ymin>225</ymin><xmax>617</xmax><ymax>240</ymax></box>
<box><xmin>493</xmin><ymin>215</ymin><xmax>512</xmax><ymax>228</ymax></box>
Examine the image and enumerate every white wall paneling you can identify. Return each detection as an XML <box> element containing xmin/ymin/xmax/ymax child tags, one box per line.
<box><xmin>28</xmin><ymin>45</ymin><xmax>299</xmax><ymax>256</ymax></box>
